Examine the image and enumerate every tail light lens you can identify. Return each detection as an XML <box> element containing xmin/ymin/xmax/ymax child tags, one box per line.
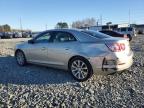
<box><xmin>124</xmin><ymin>34</ymin><xmax>128</xmax><ymax>38</ymax></box>
<box><xmin>106</xmin><ymin>43</ymin><xmax>125</xmax><ymax>52</ymax></box>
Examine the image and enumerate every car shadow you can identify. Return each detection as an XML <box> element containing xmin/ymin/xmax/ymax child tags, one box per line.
<box><xmin>0</xmin><ymin>56</ymin><xmax>76</xmax><ymax>85</ymax></box>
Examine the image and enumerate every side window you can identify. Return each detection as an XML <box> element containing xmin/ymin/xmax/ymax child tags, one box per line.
<box><xmin>53</xmin><ymin>32</ymin><xmax>76</xmax><ymax>43</ymax></box>
<box><xmin>121</xmin><ymin>28</ymin><xmax>126</xmax><ymax>32</ymax></box>
<box><xmin>128</xmin><ymin>28</ymin><xmax>132</xmax><ymax>31</ymax></box>
<box><xmin>34</xmin><ymin>32</ymin><xmax>52</xmax><ymax>43</ymax></box>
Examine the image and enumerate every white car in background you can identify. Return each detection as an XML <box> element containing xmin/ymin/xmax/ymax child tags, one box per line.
<box><xmin>117</xmin><ymin>27</ymin><xmax>137</xmax><ymax>37</ymax></box>
<box><xmin>14</xmin><ymin>32</ymin><xmax>23</xmax><ymax>38</ymax></box>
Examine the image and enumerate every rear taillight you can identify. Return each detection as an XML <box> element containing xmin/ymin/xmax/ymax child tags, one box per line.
<box><xmin>106</xmin><ymin>43</ymin><xmax>125</xmax><ymax>52</ymax></box>
<box><xmin>124</xmin><ymin>34</ymin><xmax>128</xmax><ymax>38</ymax></box>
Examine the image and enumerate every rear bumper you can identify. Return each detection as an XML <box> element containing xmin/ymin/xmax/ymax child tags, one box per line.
<box><xmin>89</xmin><ymin>51</ymin><xmax>133</xmax><ymax>75</ymax></box>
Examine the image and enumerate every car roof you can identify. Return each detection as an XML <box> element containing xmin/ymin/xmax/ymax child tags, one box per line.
<box><xmin>43</xmin><ymin>29</ymin><xmax>99</xmax><ymax>42</ymax></box>
<box><xmin>45</xmin><ymin>28</ymin><xmax>84</xmax><ymax>33</ymax></box>
<box><xmin>100</xmin><ymin>30</ymin><xmax>115</xmax><ymax>32</ymax></box>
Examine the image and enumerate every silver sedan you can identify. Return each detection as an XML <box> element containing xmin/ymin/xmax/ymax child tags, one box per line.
<box><xmin>15</xmin><ymin>29</ymin><xmax>133</xmax><ymax>81</ymax></box>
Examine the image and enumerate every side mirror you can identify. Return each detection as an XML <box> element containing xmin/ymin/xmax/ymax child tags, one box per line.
<box><xmin>28</xmin><ymin>39</ymin><xmax>34</xmax><ymax>44</ymax></box>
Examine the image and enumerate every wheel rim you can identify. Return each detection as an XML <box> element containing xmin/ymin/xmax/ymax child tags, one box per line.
<box><xmin>16</xmin><ymin>52</ymin><xmax>25</xmax><ymax>65</ymax></box>
<box><xmin>71</xmin><ymin>60</ymin><xmax>88</xmax><ymax>80</ymax></box>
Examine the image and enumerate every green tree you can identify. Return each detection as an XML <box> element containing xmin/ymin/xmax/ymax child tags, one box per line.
<box><xmin>0</xmin><ymin>26</ymin><xmax>3</xmax><ymax>32</ymax></box>
<box><xmin>55</xmin><ymin>22</ymin><xmax>68</xmax><ymax>29</ymax></box>
<box><xmin>3</xmin><ymin>24</ymin><xmax>11</xmax><ymax>32</ymax></box>
<box><xmin>72</xmin><ymin>18</ymin><xmax>96</xmax><ymax>29</ymax></box>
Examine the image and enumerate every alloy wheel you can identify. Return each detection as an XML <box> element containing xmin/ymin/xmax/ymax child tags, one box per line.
<box><xmin>16</xmin><ymin>51</ymin><xmax>25</xmax><ymax>65</ymax></box>
<box><xmin>71</xmin><ymin>60</ymin><xmax>89</xmax><ymax>80</ymax></box>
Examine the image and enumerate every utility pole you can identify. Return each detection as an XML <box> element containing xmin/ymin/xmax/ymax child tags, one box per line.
<box><xmin>96</xmin><ymin>19</ymin><xmax>99</xmax><ymax>26</ymax></box>
<box><xmin>100</xmin><ymin>15</ymin><xmax>102</xmax><ymax>25</ymax></box>
<box><xmin>45</xmin><ymin>24</ymin><xmax>47</xmax><ymax>30</ymax></box>
<box><xmin>129</xmin><ymin>9</ymin><xmax>131</xmax><ymax>26</ymax></box>
<box><xmin>2</xmin><ymin>26</ymin><xmax>4</xmax><ymax>32</ymax></box>
<box><xmin>20</xmin><ymin>17</ymin><xmax>23</xmax><ymax>32</ymax></box>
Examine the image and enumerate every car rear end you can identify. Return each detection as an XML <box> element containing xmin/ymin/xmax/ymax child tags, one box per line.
<box><xmin>102</xmin><ymin>37</ymin><xmax>133</xmax><ymax>73</ymax></box>
<box><xmin>81</xmin><ymin>30</ymin><xmax>133</xmax><ymax>74</ymax></box>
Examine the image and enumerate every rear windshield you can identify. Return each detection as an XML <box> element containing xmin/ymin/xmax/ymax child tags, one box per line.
<box><xmin>121</xmin><ymin>28</ymin><xmax>126</xmax><ymax>31</ymax></box>
<box><xmin>81</xmin><ymin>30</ymin><xmax>111</xmax><ymax>39</ymax></box>
<box><xmin>128</xmin><ymin>28</ymin><xmax>132</xmax><ymax>31</ymax></box>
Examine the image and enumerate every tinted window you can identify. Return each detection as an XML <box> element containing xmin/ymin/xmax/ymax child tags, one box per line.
<box><xmin>128</xmin><ymin>28</ymin><xmax>132</xmax><ymax>31</ymax></box>
<box><xmin>109</xmin><ymin>31</ymin><xmax>119</xmax><ymax>35</ymax></box>
<box><xmin>117</xmin><ymin>28</ymin><xmax>120</xmax><ymax>32</ymax></box>
<box><xmin>100</xmin><ymin>31</ymin><xmax>123</xmax><ymax>37</ymax></box>
<box><xmin>121</xmin><ymin>28</ymin><xmax>126</xmax><ymax>31</ymax></box>
<box><xmin>34</xmin><ymin>32</ymin><xmax>52</xmax><ymax>43</ymax></box>
<box><xmin>53</xmin><ymin>32</ymin><xmax>76</xmax><ymax>42</ymax></box>
<box><xmin>81</xmin><ymin>30</ymin><xmax>111</xmax><ymax>39</ymax></box>
<box><xmin>100</xmin><ymin>31</ymin><xmax>115</xmax><ymax>35</ymax></box>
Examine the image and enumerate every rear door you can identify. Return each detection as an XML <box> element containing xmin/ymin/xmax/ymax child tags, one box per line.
<box><xmin>47</xmin><ymin>31</ymin><xmax>77</xmax><ymax>66</ymax></box>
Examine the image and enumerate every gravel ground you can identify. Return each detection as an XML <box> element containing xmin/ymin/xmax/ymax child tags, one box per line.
<box><xmin>0</xmin><ymin>36</ymin><xmax>144</xmax><ymax>107</ymax></box>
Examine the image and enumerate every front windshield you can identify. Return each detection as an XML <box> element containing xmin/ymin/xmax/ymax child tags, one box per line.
<box><xmin>81</xmin><ymin>30</ymin><xmax>111</xmax><ymax>39</ymax></box>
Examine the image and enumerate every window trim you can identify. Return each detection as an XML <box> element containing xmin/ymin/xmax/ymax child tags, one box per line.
<box><xmin>33</xmin><ymin>31</ymin><xmax>53</xmax><ymax>43</ymax></box>
<box><xmin>81</xmin><ymin>30</ymin><xmax>110</xmax><ymax>39</ymax></box>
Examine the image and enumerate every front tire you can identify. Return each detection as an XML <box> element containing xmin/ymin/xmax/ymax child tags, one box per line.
<box><xmin>69</xmin><ymin>57</ymin><xmax>93</xmax><ymax>82</ymax></box>
<box><xmin>15</xmin><ymin>50</ymin><xmax>27</xmax><ymax>66</ymax></box>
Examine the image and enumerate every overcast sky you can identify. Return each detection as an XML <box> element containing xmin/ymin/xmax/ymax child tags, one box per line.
<box><xmin>0</xmin><ymin>0</ymin><xmax>144</xmax><ymax>31</ymax></box>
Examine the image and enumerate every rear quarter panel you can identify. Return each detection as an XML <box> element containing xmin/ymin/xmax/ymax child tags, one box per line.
<box><xmin>80</xmin><ymin>42</ymin><xmax>111</xmax><ymax>57</ymax></box>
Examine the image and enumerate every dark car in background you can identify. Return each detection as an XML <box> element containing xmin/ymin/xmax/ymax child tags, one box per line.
<box><xmin>13</xmin><ymin>32</ymin><xmax>23</xmax><ymax>38</ymax></box>
<box><xmin>0</xmin><ymin>32</ymin><xmax>3</xmax><ymax>39</ymax></box>
<box><xmin>100</xmin><ymin>30</ymin><xmax>132</xmax><ymax>41</ymax></box>
<box><xmin>22</xmin><ymin>32</ymin><xmax>32</xmax><ymax>38</ymax></box>
<box><xmin>1</xmin><ymin>32</ymin><xmax>13</xmax><ymax>39</ymax></box>
<box><xmin>0</xmin><ymin>32</ymin><xmax>32</xmax><ymax>39</ymax></box>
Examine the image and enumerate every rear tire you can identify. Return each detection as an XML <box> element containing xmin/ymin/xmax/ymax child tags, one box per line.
<box><xmin>69</xmin><ymin>57</ymin><xmax>93</xmax><ymax>82</ymax></box>
<box><xmin>127</xmin><ymin>34</ymin><xmax>132</xmax><ymax>41</ymax></box>
<box><xmin>15</xmin><ymin>50</ymin><xmax>27</xmax><ymax>66</ymax></box>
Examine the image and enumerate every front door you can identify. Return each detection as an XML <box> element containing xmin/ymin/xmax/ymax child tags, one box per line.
<box><xmin>27</xmin><ymin>32</ymin><xmax>53</xmax><ymax>64</ymax></box>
